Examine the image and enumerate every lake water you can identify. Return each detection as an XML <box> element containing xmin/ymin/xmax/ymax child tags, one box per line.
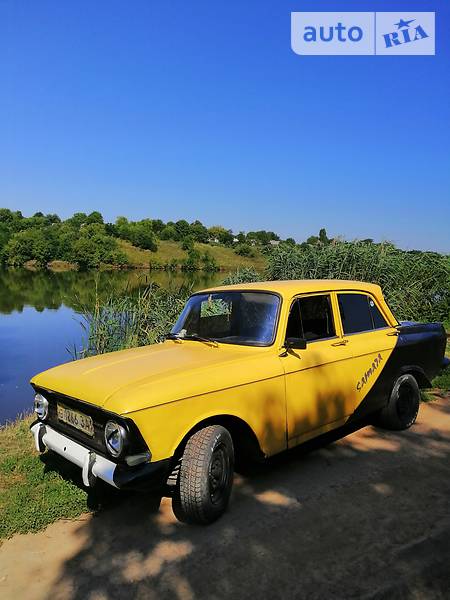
<box><xmin>0</xmin><ymin>268</ymin><xmax>222</xmax><ymax>424</ymax></box>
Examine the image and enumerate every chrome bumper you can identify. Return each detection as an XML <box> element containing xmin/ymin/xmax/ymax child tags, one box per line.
<box><xmin>30</xmin><ymin>422</ymin><xmax>118</xmax><ymax>488</ymax></box>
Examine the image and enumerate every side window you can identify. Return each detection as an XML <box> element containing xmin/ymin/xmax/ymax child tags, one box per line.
<box><xmin>338</xmin><ymin>293</ymin><xmax>388</xmax><ymax>334</ymax></box>
<box><xmin>298</xmin><ymin>295</ymin><xmax>335</xmax><ymax>341</ymax></box>
<box><xmin>285</xmin><ymin>294</ymin><xmax>335</xmax><ymax>342</ymax></box>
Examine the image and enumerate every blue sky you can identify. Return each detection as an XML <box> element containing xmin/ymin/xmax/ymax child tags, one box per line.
<box><xmin>1</xmin><ymin>1</ymin><xmax>449</xmax><ymax>251</ymax></box>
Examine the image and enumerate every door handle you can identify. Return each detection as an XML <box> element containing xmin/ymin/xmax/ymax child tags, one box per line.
<box><xmin>386</xmin><ymin>331</ymin><xmax>399</xmax><ymax>336</ymax></box>
<box><xmin>331</xmin><ymin>339</ymin><xmax>348</xmax><ymax>346</ymax></box>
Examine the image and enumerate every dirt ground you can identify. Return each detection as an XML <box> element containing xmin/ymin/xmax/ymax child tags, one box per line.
<box><xmin>1</xmin><ymin>398</ymin><xmax>449</xmax><ymax>600</ymax></box>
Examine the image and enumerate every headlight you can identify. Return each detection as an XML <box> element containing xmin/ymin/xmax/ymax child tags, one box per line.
<box><xmin>34</xmin><ymin>393</ymin><xmax>49</xmax><ymax>420</ymax></box>
<box><xmin>104</xmin><ymin>421</ymin><xmax>127</xmax><ymax>457</ymax></box>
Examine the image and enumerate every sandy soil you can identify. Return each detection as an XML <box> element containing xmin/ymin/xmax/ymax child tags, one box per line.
<box><xmin>1</xmin><ymin>398</ymin><xmax>449</xmax><ymax>600</ymax></box>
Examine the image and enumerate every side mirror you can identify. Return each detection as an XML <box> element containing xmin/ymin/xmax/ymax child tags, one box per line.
<box><xmin>284</xmin><ymin>337</ymin><xmax>307</xmax><ymax>350</ymax></box>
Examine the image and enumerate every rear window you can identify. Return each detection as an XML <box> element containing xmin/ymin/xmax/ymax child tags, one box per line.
<box><xmin>338</xmin><ymin>293</ymin><xmax>388</xmax><ymax>334</ymax></box>
<box><xmin>368</xmin><ymin>297</ymin><xmax>388</xmax><ymax>329</ymax></box>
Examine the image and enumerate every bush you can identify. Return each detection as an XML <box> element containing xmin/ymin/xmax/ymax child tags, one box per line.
<box><xmin>234</xmin><ymin>243</ymin><xmax>255</xmax><ymax>257</ymax></box>
<box><xmin>181</xmin><ymin>236</ymin><xmax>195</xmax><ymax>251</ymax></box>
<box><xmin>181</xmin><ymin>248</ymin><xmax>201</xmax><ymax>271</ymax></box>
<box><xmin>201</xmin><ymin>251</ymin><xmax>219</xmax><ymax>272</ymax></box>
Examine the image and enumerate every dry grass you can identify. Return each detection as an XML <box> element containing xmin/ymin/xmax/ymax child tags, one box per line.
<box><xmin>118</xmin><ymin>239</ymin><xmax>267</xmax><ymax>271</ymax></box>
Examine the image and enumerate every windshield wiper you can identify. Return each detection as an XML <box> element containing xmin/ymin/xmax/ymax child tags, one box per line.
<box><xmin>165</xmin><ymin>333</ymin><xmax>183</xmax><ymax>340</ymax></box>
<box><xmin>165</xmin><ymin>332</ymin><xmax>219</xmax><ymax>347</ymax></box>
<box><xmin>185</xmin><ymin>334</ymin><xmax>219</xmax><ymax>346</ymax></box>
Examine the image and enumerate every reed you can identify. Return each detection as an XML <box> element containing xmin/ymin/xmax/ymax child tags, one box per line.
<box><xmin>76</xmin><ymin>282</ymin><xmax>191</xmax><ymax>357</ymax></box>
<box><xmin>267</xmin><ymin>242</ymin><xmax>450</xmax><ymax>323</ymax></box>
<box><xmin>78</xmin><ymin>244</ymin><xmax>449</xmax><ymax>359</ymax></box>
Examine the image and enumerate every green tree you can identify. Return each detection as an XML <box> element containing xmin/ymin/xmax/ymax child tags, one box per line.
<box><xmin>175</xmin><ymin>219</ymin><xmax>190</xmax><ymax>241</ymax></box>
<box><xmin>114</xmin><ymin>217</ymin><xmax>157</xmax><ymax>251</ymax></box>
<box><xmin>208</xmin><ymin>226</ymin><xmax>234</xmax><ymax>246</ymax></box>
<box><xmin>319</xmin><ymin>228</ymin><xmax>329</xmax><ymax>244</ymax></box>
<box><xmin>4</xmin><ymin>231</ymin><xmax>34</xmax><ymax>266</ymax></box>
<box><xmin>71</xmin><ymin>223</ymin><xmax>128</xmax><ymax>269</ymax></box>
<box><xmin>66</xmin><ymin>212</ymin><xmax>89</xmax><ymax>229</ymax></box>
<box><xmin>247</xmin><ymin>230</ymin><xmax>279</xmax><ymax>245</ymax></box>
<box><xmin>150</xmin><ymin>219</ymin><xmax>165</xmax><ymax>235</ymax></box>
<box><xmin>160</xmin><ymin>225</ymin><xmax>177</xmax><ymax>240</ymax></box>
<box><xmin>86</xmin><ymin>211</ymin><xmax>104</xmax><ymax>224</ymax></box>
<box><xmin>189</xmin><ymin>220</ymin><xmax>209</xmax><ymax>243</ymax></box>
<box><xmin>181</xmin><ymin>235</ymin><xmax>195</xmax><ymax>251</ymax></box>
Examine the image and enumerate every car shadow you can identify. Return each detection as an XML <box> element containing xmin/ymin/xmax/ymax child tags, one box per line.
<box><xmin>37</xmin><ymin>399</ymin><xmax>450</xmax><ymax>599</ymax></box>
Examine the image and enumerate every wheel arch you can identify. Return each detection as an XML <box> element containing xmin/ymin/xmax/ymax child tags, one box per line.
<box><xmin>172</xmin><ymin>414</ymin><xmax>264</xmax><ymax>466</ymax></box>
<box><xmin>398</xmin><ymin>365</ymin><xmax>432</xmax><ymax>389</ymax></box>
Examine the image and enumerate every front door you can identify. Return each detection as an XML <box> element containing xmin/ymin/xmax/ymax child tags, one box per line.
<box><xmin>280</xmin><ymin>293</ymin><xmax>355</xmax><ymax>446</ymax></box>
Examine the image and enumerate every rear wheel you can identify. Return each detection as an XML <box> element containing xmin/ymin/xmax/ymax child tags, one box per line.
<box><xmin>173</xmin><ymin>425</ymin><xmax>234</xmax><ymax>524</ymax></box>
<box><xmin>377</xmin><ymin>374</ymin><xmax>420</xmax><ymax>430</ymax></box>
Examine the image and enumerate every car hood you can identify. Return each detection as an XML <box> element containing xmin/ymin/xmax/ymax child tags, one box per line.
<box><xmin>31</xmin><ymin>340</ymin><xmax>279</xmax><ymax>415</ymax></box>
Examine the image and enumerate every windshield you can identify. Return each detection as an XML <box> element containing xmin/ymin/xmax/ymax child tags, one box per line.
<box><xmin>171</xmin><ymin>291</ymin><xmax>280</xmax><ymax>346</ymax></box>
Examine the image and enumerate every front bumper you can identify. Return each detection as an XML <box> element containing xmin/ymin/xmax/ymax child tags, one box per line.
<box><xmin>30</xmin><ymin>421</ymin><xmax>171</xmax><ymax>491</ymax></box>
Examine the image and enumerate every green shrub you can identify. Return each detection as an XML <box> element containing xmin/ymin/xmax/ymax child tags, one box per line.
<box><xmin>201</xmin><ymin>251</ymin><xmax>219</xmax><ymax>272</ymax></box>
<box><xmin>181</xmin><ymin>248</ymin><xmax>201</xmax><ymax>271</ymax></box>
<box><xmin>235</xmin><ymin>243</ymin><xmax>255</xmax><ymax>257</ymax></box>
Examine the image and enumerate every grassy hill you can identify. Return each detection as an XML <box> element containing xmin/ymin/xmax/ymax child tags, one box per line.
<box><xmin>118</xmin><ymin>239</ymin><xmax>267</xmax><ymax>272</ymax></box>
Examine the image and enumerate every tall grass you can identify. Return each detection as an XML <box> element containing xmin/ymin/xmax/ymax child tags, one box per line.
<box><xmin>77</xmin><ymin>243</ymin><xmax>449</xmax><ymax>359</ymax></box>
<box><xmin>76</xmin><ymin>271</ymin><xmax>263</xmax><ymax>357</ymax></box>
<box><xmin>267</xmin><ymin>242</ymin><xmax>450</xmax><ymax>323</ymax></box>
<box><xmin>76</xmin><ymin>283</ymin><xmax>191</xmax><ymax>357</ymax></box>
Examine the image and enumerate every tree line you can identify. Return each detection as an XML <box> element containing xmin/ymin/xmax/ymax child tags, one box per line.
<box><xmin>0</xmin><ymin>208</ymin><xmax>286</xmax><ymax>269</ymax></box>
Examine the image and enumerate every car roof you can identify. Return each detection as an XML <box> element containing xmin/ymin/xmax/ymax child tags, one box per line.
<box><xmin>198</xmin><ymin>279</ymin><xmax>383</xmax><ymax>299</ymax></box>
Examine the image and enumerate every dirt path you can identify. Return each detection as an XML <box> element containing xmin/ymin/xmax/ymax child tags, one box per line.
<box><xmin>1</xmin><ymin>398</ymin><xmax>449</xmax><ymax>600</ymax></box>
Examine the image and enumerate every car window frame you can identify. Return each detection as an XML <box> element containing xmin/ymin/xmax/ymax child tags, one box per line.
<box><xmin>336</xmin><ymin>291</ymin><xmax>391</xmax><ymax>337</ymax></box>
<box><xmin>180</xmin><ymin>289</ymin><xmax>283</xmax><ymax>348</ymax></box>
<box><xmin>286</xmin><ymin>292</ymin><xmax>338</xmax><ymax>345</ymax></box>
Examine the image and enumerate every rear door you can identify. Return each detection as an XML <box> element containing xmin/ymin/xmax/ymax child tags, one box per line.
<box><xmin>335</xmin><ymin>292</ymin><xmax>398</xmax><ymax>418</ymax></box>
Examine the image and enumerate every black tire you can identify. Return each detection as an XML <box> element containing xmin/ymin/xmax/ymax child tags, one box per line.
<box><xmin>377</xmin><ymin>374</ymin><xmax>420</xmax><ymax>430</ymax></box>
<box><xmin>173</xmin><ymin>425</ymin><xmax>234</xmax><ymax>525</ymax></box>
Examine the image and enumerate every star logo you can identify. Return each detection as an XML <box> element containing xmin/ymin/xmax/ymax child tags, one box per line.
<box><xmin>395</xmin><ymin>18</ymin><xmax>415</xmax><ymax>29</ymax></box>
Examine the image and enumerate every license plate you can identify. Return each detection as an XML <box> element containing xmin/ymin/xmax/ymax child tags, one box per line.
<box><xmin>57</xmin><ymin>404</ymin><xmax>94</xmax><ymax>437</ymax></box>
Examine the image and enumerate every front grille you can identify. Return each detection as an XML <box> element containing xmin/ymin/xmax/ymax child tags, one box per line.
<box><xmin>33</xmin><ymin>387</ymin><xmax>148</xmax><ymax>461</ymax></box>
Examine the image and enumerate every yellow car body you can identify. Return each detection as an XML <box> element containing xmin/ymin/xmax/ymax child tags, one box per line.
<box><xmin>30</xmin><ymin>279</ymin><xmax>446</xmax><ymax>514</ymax></box>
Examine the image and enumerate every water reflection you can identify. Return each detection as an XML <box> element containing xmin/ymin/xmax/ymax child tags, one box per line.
<box><xmin>0</xmin><ymin>268</ymin><xmax>223</xmax><ymax>314</ymax></box>
<box><xmin>0</xmin><ymin>269</ymin><xmax>223</xmax><ymax>423</ymax></box>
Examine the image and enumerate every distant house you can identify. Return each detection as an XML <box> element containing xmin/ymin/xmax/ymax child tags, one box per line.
<box><xmin>269</xmin><ymin>240</ymin><xmax>280</xmax><ymax>246</ymax></box>
<box><xmin>233</xmin><ymin>237</ymin><xmax>239</xmax><ymax>243</ymax></box>
<box><xmin>210</xmin><ymin>237</ymin><xmax>219</xmax><ymax>244</ymax></box>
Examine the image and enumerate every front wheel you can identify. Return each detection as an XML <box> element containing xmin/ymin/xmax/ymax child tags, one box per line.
<box><xmin>173</xmin><ymin>425</ymin><xmax>234</xmax><ymax>525</ymax></box>
<box><xmin>377</xmin><ymin>374</ymin><xmax>420</xmax><ymax>430</ymax></box>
